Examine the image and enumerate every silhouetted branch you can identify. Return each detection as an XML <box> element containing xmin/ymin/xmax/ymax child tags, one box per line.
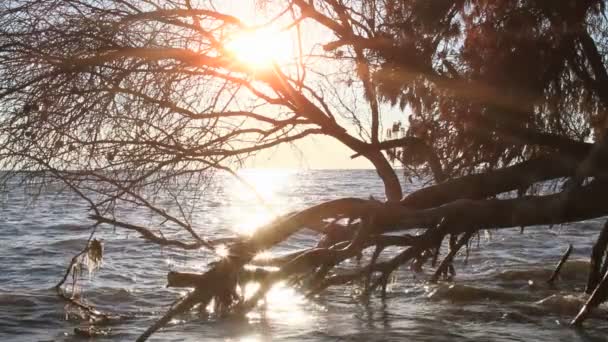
<box><xmin>548</xmin><ymin>244</ymin><xmax>573</xmax><ymax>285</ymax></box>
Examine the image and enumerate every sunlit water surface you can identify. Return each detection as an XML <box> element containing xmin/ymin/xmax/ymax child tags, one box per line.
<box><xmin>1</xmin><ymin>169</ymin><xmax>608</xmax><ymax>341</ymax></box>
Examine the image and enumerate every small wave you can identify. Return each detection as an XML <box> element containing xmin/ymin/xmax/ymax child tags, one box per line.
<box><xmin>49</xmin><ymin>238</ymin><xmax>89</xmax><ymax>249</ymax></box>
<box><xmin>499</xmin><ymin>311</ymin><xmax>537</xmax><ymax>323</ymax></box>
<box><xmin>0</xmin><ymin>294</ymin><xmax>37</xmax><ymax>307</ymax></box>
<box><xmin>496</xmin><ymin>260</ymin><xmax>590</xmax><ymax>282</ymax></box>
<box><xmin>496</xmin><ymin>269</ymin><xmax>552</xmax><ymax>281</ymax></box>
<box><xmin>45</xmin><ymin>223</ymin><xmax>88</xmax><ymax>231</ymax></box>
<box><xmin>426</xmin><ymin>283</ymin><xmax>527</xmax><ymax>303</ymax></box>
<box><xmin>91</xmin><ymin>287</ymin><xmax>137</xmax><ymax>303</ymax></box>
<box><xmin>207</xmin><ymin>201</ymin><xmax>222</xmax><ymax>207</ymax></box>
<box><xmin>555</xmin><ymin>260</ymin><xmax>591</xmax><ymax>280</ymax></box>
<box><xmin>533</xmin><ymin>293</ymin><xmax>597</xmax><ymax>316</ymax></box>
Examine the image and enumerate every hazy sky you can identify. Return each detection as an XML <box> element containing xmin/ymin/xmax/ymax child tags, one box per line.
<box><xmin>248</xmin><ymin>135</ymin><xmax>373</xmax><ymax>169</ymax></box>
<box><xmin>219</xmin><ymin>1</ymin><xmax>409</xmax><ymax>169</ymax></box>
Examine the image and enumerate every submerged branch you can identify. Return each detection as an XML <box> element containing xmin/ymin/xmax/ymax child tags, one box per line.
<box><xmin>586</xmin><ymin>221</ymin><xmax>608</xmax><ymax>293</ymax></box>
<box><xmin>431</xmin><ymin>231</ymin><xmax>474</xmax><ymax>283</ymax></box>
<box><xmin>547</xmin><ymin>244</ymin><xmax>573</xmax><ymax>285</ymax></box>
<box><xmin>55</xmin><ymin>225</ymin><xmax>110</xmax><ymax>321</ymax></box>
<box><xmin>572</xmin><ymin>270</ymin><xmax>608</xmax><ymax>326</ymax></box>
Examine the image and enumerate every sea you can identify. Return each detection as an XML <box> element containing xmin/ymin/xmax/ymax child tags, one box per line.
<box><xmin>1</xmin><ymin>169</ymin><xmax>607</xmax><ymax>342</ymax></box>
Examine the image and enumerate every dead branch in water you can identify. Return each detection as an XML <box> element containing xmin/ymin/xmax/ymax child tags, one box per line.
<box><xmin>572</xmin><ymin>270</ymin><xmax>608</xmax><ymax>326</ymax></box>
<box><xmin>55</xmin><ymin>224</ymin><xmax>110</xmax><ymax>322</ymax></box>
<box><xmin>547</xmin><ymin>244</ymin><xmax>573</xmax><ymax>285</ymax></box>
<box><xmin>586</xmin><ymin>221</ymin><xmax>608</xmax><ymax>293</ymax></box>
<box><xmin>431</xmin><ymin>231</ymin><xmax>474</xmax><ymax>283</ymax></box>
<box><xmin>572</xmin><ymin>220</ymin><xmax>608</xmax><ymax>326</ymax></box>
<box><xmin>132</xmin><ymin>172</ymin><xmax>608</xmax><ymax>340</ymax></box>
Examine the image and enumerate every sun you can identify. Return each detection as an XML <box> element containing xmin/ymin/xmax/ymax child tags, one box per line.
<box><xmin>224</xmin><ymin>27</ymin><xmax>292</xmax><ymax>70</ymax></box>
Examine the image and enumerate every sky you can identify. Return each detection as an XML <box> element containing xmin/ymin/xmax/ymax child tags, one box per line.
<box><xmin>217</xmin><ymin>0</ymin><xmax>409</xmax><ymax>169</ymax></box>
<box><xmin>249</xmin><ymin>135</ymin><xmax>374</xmax><ymax>169</ymax></box>
<box><xmin>248</xmin><ymin>105</ymin><xmax>407</xmax><ymax>169</ymax></box>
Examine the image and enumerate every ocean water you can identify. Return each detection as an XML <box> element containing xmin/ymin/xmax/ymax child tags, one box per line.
<box><xmin>1</xmin><ymin>169</ymin><xmax>607</xmax><ymax>342</ymax></box>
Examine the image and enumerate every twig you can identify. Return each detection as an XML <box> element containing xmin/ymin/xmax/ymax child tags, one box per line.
<box><xmin>90</xmin><ymin>214</ymin><xmax>213</xmax><ymax>250</ymax></box>
<box><xmin>547</xmin><ymin>244</ymin><xmax>573</xmax><ymax>285</ymax></box>
<box><xmin>55</xmin><ymin>223</ymin><xmax>111</xmax><ymax>320</ymax></box>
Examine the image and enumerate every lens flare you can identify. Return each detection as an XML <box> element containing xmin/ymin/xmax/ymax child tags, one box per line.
<box><xmin>225</xmin><ymin>27</ymin><xmax>292</xmax><ymax>69</ymax></box>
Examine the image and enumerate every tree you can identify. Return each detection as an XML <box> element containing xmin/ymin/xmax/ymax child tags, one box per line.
<box><xmin>1</xmin><ymin>0</ymin><xmax>608</xmax><ymax>340</ymax></box>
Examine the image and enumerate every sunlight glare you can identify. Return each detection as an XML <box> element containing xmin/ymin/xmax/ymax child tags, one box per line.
<box><xmin>229</xmin><ymin>169</ymin><xmax>293</xmax><ymax>236</ymax></box>
<box><xmin>215</xmin><ymin>244</ymin><xmax>229</xmax><ymax>258</ymax></box>
<box><xmin>234</xmin><ymin>168</ymin><xmax>293</xmax><ymax>201</ymax></box>
<box><xmin>234</xmin><ymin>209</ymin><xmax>272</xmax><ymax>236</ymax></box>
<box><xmin>225</xmin><ymin>28</ymin><xmax>292</xmax><ymax>69</ymax></box>
<box><xmin>243</xmin><ymin>281</ymin><xmax>311</xmax><ymax>325</ymax></box>
<box><xmin>265</xmin><ymin>282</ymin><xmax>311</xmax><ymax>325</ymax></box>
<box><xmin>238</xmin><ymin>336</ymin><xmax>262</xmax><ymax>342</ymax></box>
<box><xmin>253</xmin><ymin>250</ymin><xmax>273</xmax><ymax>261</ymax></box>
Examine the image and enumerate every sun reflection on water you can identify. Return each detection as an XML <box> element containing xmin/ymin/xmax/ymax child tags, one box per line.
<box><xmin>234</xmin><ymin>209</ymin><xmax>272</xmax><ymax>237</ymax></box>
<box><xmin>243</xmin><ymin>281</ymin><xmax>311</xmax><ymax>326</ymax></box>
<box><xmin>264</xmin><ymin>282</ymin><xmax>311</xmax><ymax>325</ymax></box>
<box><xmin>235</xmin><ymin>336</ymin><xmax>262</xmax><ymax>342</ymax></box>
<box><xmin>232</xmin><ymin>168</ymin><xmax>293</xmax><ymax>201</ymax></box>
<box><xmin>228</xmin><ymin>169</ymin><xmax>294</xmax><ymax>236</ymax></box>
<box><xmin>215</xmin><ymin>244</ymin><xmax>229</xmax><ymax>258</ymax></box>
<box><xmin>224</xmin><ymin>169</ymin><xmax>313</xmax><ymax>329</ymax></box>
<box><xmin>252</xmin><ymin>250</ymin><xmax>273</xmax><ymax>261</ymax></box>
